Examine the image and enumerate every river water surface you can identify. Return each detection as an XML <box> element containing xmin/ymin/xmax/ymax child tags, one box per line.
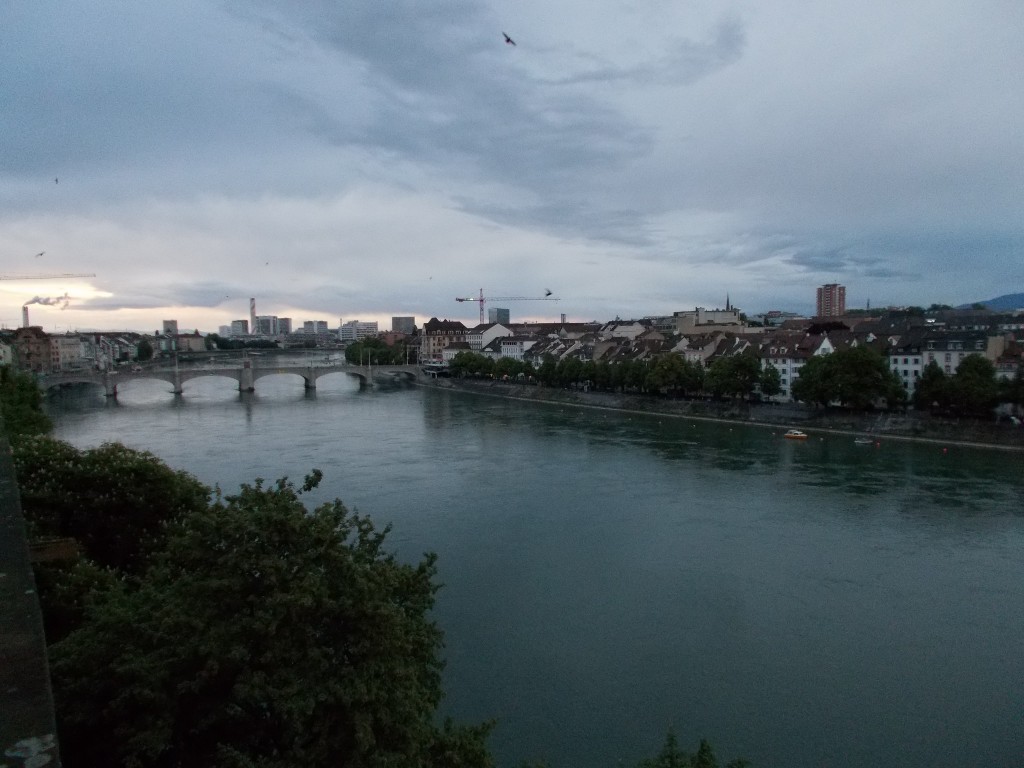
<box><xmin>45</xmin><ymin>373</ymin><xmax>1024</xmax><ymax>768</ymax></box>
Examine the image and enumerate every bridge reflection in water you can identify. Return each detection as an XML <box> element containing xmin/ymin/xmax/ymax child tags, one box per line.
<box><xmin>40</xmin><ymin>362</ymin><xmax>422</xmax><ymax>397</ymax></box>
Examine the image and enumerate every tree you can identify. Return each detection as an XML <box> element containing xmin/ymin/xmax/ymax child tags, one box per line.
<box><xmin>758</xmin><ymin>361</ymin><xmax>782</xmax><ymax>400</ymax></box>
<box><xmin>13</xmin><ymin>437</ymin><xmax>211</xmax><ymax>574</ymax></box>
<box><xmin>0</xmin><ymin>366</ymin><xmax>52</xmax><ymax>438</ymax></box>
<box><xmin>51</xmin><ymin>473</ymin><xmax>493</xmax><ymax>768</ymax></box>
<box><xmin>346</xmin><ymin>338</ymin><xmax>403</xmax><ymax>365</ymax></box>
<box><xmin>537</xmin><ymin>354</ymin><xmax>557</xmax><ymax>386</ymax></box>
<box><xmin>913</xmin><ymin>360</ymin><xmax>949</xmax><ymax>411</ymax></box>
<box><xmin>1000</xmin><ymin>366</ymin><xmax>1024</xmax><ymax>409</ymax></box>
<box><xmin>634</xmin><ymin>731</ymin><xmax>749</xmax><ymax>768</ymax></box>
<box><xmin>951</xmin><ymin>354</ymin><xmax>999</xmax><ymax>417</ymax></box>
<box><xmin>705</xmin><ymin>354</ymin><xmax>761</xmax><ymax>400</ymax></box>
<box><xmin>790</xmin><ymin>355</ymin><xmax>835</xmax><ymax>407</ymax></box>
<box><xmin>137</xmin><ymin>338</ymin><xmax>155</xmax><ymax>361</ymax></box>
<box><xmin>829</xmin><ymin>345</ymin><xmax>897</xmax><ymax>410</ymax></box>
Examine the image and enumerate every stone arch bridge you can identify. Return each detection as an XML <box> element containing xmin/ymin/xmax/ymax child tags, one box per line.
<box><xmin>40</xmin><ymin>362</ymin><xmax>423</xmax><ymax>397</ymax></box>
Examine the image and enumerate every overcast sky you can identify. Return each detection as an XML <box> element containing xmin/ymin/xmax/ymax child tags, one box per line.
<box><xmin>2</xmin><ymin>0</ymin><xmax>1022</xmax><ymax>333</ymax></box>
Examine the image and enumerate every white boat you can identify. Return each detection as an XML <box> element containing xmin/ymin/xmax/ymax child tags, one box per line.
<box><xmin>784</xmin><ymin>429</ymin><xmax>808</xmax><ymax>440</ymax></box>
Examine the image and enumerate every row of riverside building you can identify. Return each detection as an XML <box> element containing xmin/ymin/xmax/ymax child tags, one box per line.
<box><xmin>419</xmin><ymin>305</ymin><xmax>1023</xmax><ymax>402</ymax></box>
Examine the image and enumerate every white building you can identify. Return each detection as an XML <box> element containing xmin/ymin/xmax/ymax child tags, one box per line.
<box><xmin>466</xmin><ymin>322</ymin><xmax>512</xmax><ymax>352</ymax></box>
<box><xmin>339</xmin><ymin>320</ymin><xmax>379</xmax><ymax>342</ymax></box>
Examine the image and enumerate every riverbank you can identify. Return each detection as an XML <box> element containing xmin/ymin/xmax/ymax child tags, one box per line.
<box><xmin>423</xmin><ymin>378</ymin><xmax>1024</xmax><ymax>451</ymax></box>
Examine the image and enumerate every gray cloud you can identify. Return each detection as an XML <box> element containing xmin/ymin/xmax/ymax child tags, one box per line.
<box><xmin>1</xmin><ymin>0</ymin><xmax>1021</xmax><ymax>332</ymax></box>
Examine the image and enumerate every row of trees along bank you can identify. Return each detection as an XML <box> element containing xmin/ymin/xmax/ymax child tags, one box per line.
<box><xmin>449</xmin><ymin>348</ymin><xmax>1024</xmax><ymax>416</ymax></box>
<box><xmin>0</xmin><ymin>367</ymin><xmax>749</xmax><ymax>768</ymax></box>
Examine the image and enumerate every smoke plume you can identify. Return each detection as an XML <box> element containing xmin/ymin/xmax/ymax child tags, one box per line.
<box><xmin>24</xmin><ymin>293</ymin><xmax>71</xmax><ymax>310</ymax></box>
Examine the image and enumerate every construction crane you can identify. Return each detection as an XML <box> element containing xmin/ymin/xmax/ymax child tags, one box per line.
<box><xmin>0</xmin><ymin>273</ymin><xmax>95</xmax><ymax>280</ymax></box>
<box><xmin>456</xmin><ymin>288</ymin><xmax>560</xmax><ymax>324</ymax></box>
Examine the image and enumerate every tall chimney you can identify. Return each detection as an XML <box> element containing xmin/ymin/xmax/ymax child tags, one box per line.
<box><xmin>22</xmin><ymin>306</ymin><xmax>29</xmax><ymax>328</ymax></box>
<box><xmin>250</xmin><ymin>298</ymin><xmax>256</xmax><ymax>335</ymax></box>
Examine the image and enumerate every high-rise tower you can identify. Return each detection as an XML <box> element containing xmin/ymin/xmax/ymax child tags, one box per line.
<box><xmin>816</xmin><ymin>284</ymin><xmax>846</xmax><ymax>317</ymax></box>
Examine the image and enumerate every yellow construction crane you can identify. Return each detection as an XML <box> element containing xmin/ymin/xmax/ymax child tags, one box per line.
<box><xmin>0</xmin><ymin>273</ymin><xmax>95</xmax><ymax>280</ymax></box>
<box><xmin>456</xmin><ymin>288</ymin><xmax>560</xmax><ymax>324</ymax></box>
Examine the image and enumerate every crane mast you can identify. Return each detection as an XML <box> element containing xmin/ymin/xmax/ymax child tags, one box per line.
<box><xmin>455</xmin><ymin>288</ymin><xmax>560</xmax><ymax>323</ymax></box>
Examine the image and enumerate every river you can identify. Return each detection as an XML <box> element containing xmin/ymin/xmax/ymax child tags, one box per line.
<box><xmin>44</xmin><ymin>373</ymin><xmax>1024</xmax><ymax>768</ymax></box>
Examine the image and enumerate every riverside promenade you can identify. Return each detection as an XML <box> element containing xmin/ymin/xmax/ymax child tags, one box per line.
<box><xmin>0</xmin><ymin>424</ymin><xmax>61</xmax><ymax>766</ymax></box>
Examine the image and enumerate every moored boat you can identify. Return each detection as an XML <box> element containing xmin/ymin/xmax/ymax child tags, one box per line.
<box><xmin>784</xmin><ymin>429</ymin><xmax>808</xmax><ymax>440</ymax></box>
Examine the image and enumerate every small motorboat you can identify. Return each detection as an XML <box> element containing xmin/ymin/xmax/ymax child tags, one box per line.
<box><xmin>853</xmin><ymin>437</ymin><xmax>875</xmax><ymax>446</ymax></box>
<box><xmin>784</xmin><ymin>429</ymin><xmax>808</xmax><ymax>440</ymax></box>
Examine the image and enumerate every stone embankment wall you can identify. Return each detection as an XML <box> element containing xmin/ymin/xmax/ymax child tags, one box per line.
<box><xmin>425</xmin><ymin>378</ymin><xmax>1024</xmax><ymax>450</ymax></box>
<box><xmin>0</xmin><ymin>428</ymin><xmax>62</xmax><ymax>766</ymax></box>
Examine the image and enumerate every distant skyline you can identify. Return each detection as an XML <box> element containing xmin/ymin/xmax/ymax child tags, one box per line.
<box><xmin>2</xmin><ymin>1</ymin><xmax>1022</xmax><ymax>332</ymax></box>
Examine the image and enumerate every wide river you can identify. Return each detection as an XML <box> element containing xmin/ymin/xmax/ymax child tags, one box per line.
<box><xmin>45</xmin><ymin>372</ymin><xmax>1024</xmax><ymax>768</ymax></box>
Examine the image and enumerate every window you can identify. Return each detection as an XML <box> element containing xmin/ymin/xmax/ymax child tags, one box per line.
<box><xmin>903</xmin><ymin>357</ymin><xmax>909</xmax><ymax>364</ymax></box>
<box><xmin>945</xmin><ymin>353</ymin><xmax>951</xmax><ymax>362</ymax></box>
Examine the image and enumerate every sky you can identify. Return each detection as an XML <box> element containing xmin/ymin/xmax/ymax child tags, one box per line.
<box><xmin>2</xmin><ymin>0</ymin><xmax>1023</xmax><ymax>333</ymax></box>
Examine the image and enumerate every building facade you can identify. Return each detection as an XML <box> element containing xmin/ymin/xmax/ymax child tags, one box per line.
<box><xmin>391</xmin><ymin>316</ymin><xmax>416</xmax><ymax>335</ymax></box>
<box><xmin>816</xmin><ymin>284</ymin><xmax>846</xmax><ymax>317</ymax></box>
<box><xmin>488</xmin><ymin>307</ymin><xmax>510</xmax><ymax>325</ymax></box>
<box><xmin>339</xmin><ymin>320</ymin><xmax>379</xmax><ymax>342</ymax></box>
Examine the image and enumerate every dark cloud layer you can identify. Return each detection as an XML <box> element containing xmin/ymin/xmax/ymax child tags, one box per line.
<box><xmin>1</xmin><ymin>0</ymin><xmax>1022</xmax><ymax>330</ymax></box>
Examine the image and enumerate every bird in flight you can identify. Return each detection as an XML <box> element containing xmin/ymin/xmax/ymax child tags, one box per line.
<box><xmin>503</xmin><ymin>32</ymin><xmax>516</xmax><ymax>46</ymax></box>
<box><xmin>35</xmin><ymin>251</ymin><xmax>45</xmax><ymax>258</ymax></box>
<box><xmin>545</xmin><ymin>289</ymin><xmax>552</xmax><ymax>296</ymax></box>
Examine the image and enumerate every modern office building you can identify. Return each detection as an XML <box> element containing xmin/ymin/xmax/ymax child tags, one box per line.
<box><xmin>816</xmin><ymin>284</ymin><xmax>846</xmax><ymax>317</ymax></box>
<box><xmin>229</xmin><ymin>320</ymin><xmax>249</xmax><ymax>336</ymax></box>
<box><xmin>488</xmin><ymin>307</ymin><xmax>510</xmax><ymax>324</ymax></box>
<box><xmin>254</xmin><ymin>315</ymin><xmax>280</xmax><ymax>335</ymax></box>
<box><xmin>277</xmin><ymin>317</ymin><xmax>292</xmax><ymax>334</ymax></box>
<box><xmin>339</xmin><ymin>320</ymin><xmax>379</xmax><ymax>342</ymax></box>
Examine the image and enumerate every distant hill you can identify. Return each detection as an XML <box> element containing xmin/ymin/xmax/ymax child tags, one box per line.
<box><xmin>958</xmin><ymin>293</ymin><xmax>1024</xmax><ymax>311</ymax></box>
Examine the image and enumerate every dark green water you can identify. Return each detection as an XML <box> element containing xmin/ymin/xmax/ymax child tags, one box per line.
<box><xmin>46</xmin><ymin>375</ymin><xmax>1024</xmax><ymax>767</ymax></box>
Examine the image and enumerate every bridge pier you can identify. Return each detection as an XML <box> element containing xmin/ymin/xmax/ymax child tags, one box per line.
<box><xmin>304</xmin><ymin>366</ymin><xmax>316</xmax><ymax>390</ymax></box>
<box><xmin>172</xmin><ymin>371</ymin><xmax>183</xmax><ymax>395</ymax></box>
<box><xmin>104</xmin><ymin>372</ymin><xmax>117</xmax><ymax>398</ymax></box>
<box><xmin>239</xmin><ymin>363</ymin><xmax>255</xmax><ymax>393</ymax></box>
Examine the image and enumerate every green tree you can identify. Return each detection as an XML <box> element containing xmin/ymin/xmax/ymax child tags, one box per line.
<box><xmin>537</xmin><ymin>354</ymin><xmax>558</xmax><ymax>386</ymax></box>
<box><xmin>705</xmin><ymin>354</ymin><xmax>761</xmax><ymax>400</ymax></box>
<box><xmin>790</xmin><ymin>354</ymin><xmax>835</xmax><ymax>407</ymax></box>
<box><xmin>1000</xmin><ymin>366</ymin><xmax>1024</xmax><ymax>408</ymax></box>
<box><xmin>647</xmin><ymin>354</ymin><xmax>687</xmax><ymax>396</ymax></box>
<box><xmin>137</xmin><ymin>338</ymin><xmax>155</xmax><ymax>361</ymax></box>
<box><xmin>913</xmin><ymin>360</ymin><xmax>950</xmax><ymax>411</ymax></box>
<box><xmin>494</xmin><ymin>356</ymin><xmax>524</xmax><ymax>380</ymax></box>
<box><xmin>51</xmin><ymin>473</ymin><xmax>493</xmax><ymax>768</ymax></box>
<box><xmin>951</xmin><ymin>354</ymin><xmax>999</xmax><ymax>417</ymax></box>
<box><xmin>830</xmin><ymin>345</ymin><xmax>896</xmax><ymax>410</ymax></box>
<box><xmin>0</xmin><ymin>366</ymin><xmax>52</xmax><ymax>438</ymax></box>
<box><xmin>13</xmin><ymin>437</ymin><xmax>211</xmax><ymax>574</ymax></box>
<box><xmin>346</xmin><ymin>338</ymin><xmax>403</xmax><ymax>365</ymax></box>
<box><xmin>758</xmin><ymin>361</ymin><xmax>782</xmax><ymax>400</ymax></box>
